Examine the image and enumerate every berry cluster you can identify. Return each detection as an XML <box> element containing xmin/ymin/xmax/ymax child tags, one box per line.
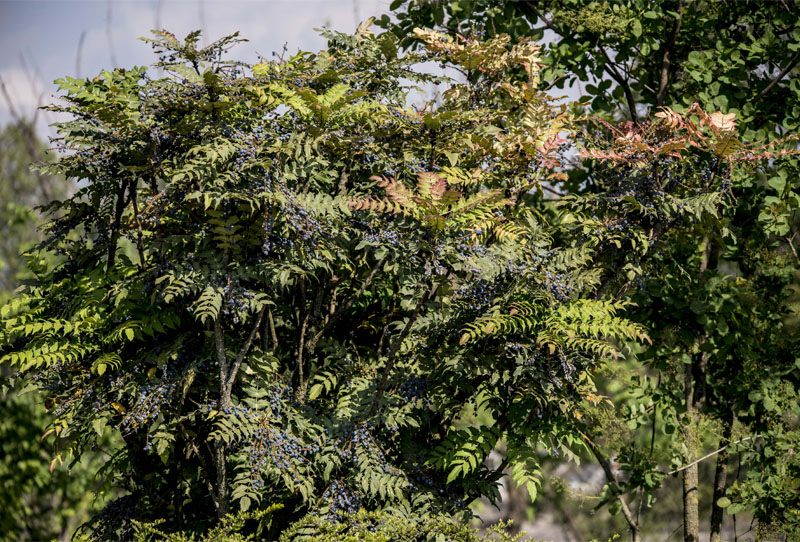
<box><xmin>261</xmin><ymin>212</ymin><xmax>275</xmax><ymax>255</ymax></box>
<box><xmin>248</xmin><ymin>421</ymin><xmax>318</xmax><ymax>488</ymax></box>
<box><xmin>140</xmin><ymin>80</ymin><xmax>207</xmax><ymax>117</ymax></box>
<box><xmin>363</xmin><ymin>227</ymin><xmax>401</xmax><ymax>246</ymax></box>
<box><xmin>221</xmin><ymin>277</ymin><xmax>255</xmax><ymax>325</ymax></box>
<box><xmin>320</xmin><ymin>480</ymin><xmax>361</xmax><ymax>522</ymax></box>
<box><xmin>397</xmin><ymin>376</ymin><xmax>430</xmax><ymax>405</ymax></box>
<box><xmin>281</xmin><ymin>186</ymin><xmax>324</xmax><ymax>245</ymax></box>
<box><xmin>223</xmin><ymin>124</ymin><xmax>265</xmax><ymax>172</ymax></box>
<box><xmin>424</xmin><ymin>257</ymin><xmax>447</xmax><ymax>276</ymax></box>
<box><xmin>331</xmin><ymin>423</ymin><xmax>406</xmax><ymax>481</ymax></box>
<box><xmin>118</xmin><ymin>382</ymin><xmax>175</xmax><ymax>436</ymax></box>
<box><xmin>456</xmin><ymin>277</ymin><xmax>503</xmax><ymax>313</ymax></box>
<box><xmin>558</xmin><ymin>352</ymin><xmax>576</xmax><ymax>381</ymax></box>
<box><xmin>543</xmin><ymin>270</ymin><xmax>573</xmax><ymax>302</ymax></box>
<box><xmin>453</xmin><ymin>232</ymin><xmax>488</xmax><ymax>261</ymax></box>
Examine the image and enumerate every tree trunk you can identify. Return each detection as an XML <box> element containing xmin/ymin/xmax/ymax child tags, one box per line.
<box><xmin>214</xmin><ymin>441</ymin><xmax>228</xmax><ymax>518</ymax></box>
<box><xmin>213</xmin><ymin>316</ymin><xmax>230</xmax><ymax>518</ymax></box>
<box><xmin>683</xmin><ymin>236</ymin><xmax>716</xmax><ymax>542</ymax></box>
<box><xmin>683</xmin><ymin>357</ymin><xmax>700</xmax><ymax>542</ymax></box>
<box><xmin>709</xmin><ymin>409</ymin><xmax>734</xmax><ymax>542</ymax></box>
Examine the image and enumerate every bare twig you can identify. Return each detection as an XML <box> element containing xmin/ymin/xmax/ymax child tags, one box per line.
<box><xmin>213</xmin><ymin>316</ymin><xmax>229</xmax><ymax>403</ymax></box>
<box><xmin>584</xmin><ymin>434</ymin><xmax>641</xmax><ymax>541</ymax></box>
<box><xmin>667</xmin><ymin>436</ymin><xmax>754</xmax><ymax>475</ymax></box>
<box><xmin>598</xmin><ymin>47</ymin><xmax>639</xmax><ymax>123</ymax></box>
<box><xmin>751</xmin><ymin>49</ymin><xmax>800</xmax><ymax>104</ymax></box>
<box><xmin>0</xmin><ymin>76</ymin><xmax>22</xmax><ymax>122</ymax></box>
<box><xmin>76</xmin><ymin>30</ymin><xmax>87</xmax><ymax>78</ymax></box>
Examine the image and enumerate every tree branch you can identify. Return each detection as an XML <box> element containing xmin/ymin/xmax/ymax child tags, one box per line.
<box><xmin>750</xmin><ymin>49</ymin><xmax>800</xmax><ymax>105</ymax></box>
<box><xmin>585</xmin><ymin>435</ymin><xmax>640</xmax><ymax>539</ymax></box>
<box><xmin>599</xmin><ymin>47</ymin><xmax>639</xmax><ymax>123</ymax></box>
<box><xmin>307</xmin><ymin>258</ymin><xmax>384</xmax><ymax>353</ymax></box>
<box><xmin>656</xmin><ymin>0</ymin><xmax>683</xmax><ymax>107</ymax></box>
<box><xmin>225</xmin><ymin>306</ymin><xmax>267</xmax><ymax>395</ymax></box>
<box><xmin>525</xmin><ymin>6</ymin><xmax>562</xmax><ymax>35</ymax></box>
<box><xmin>295</xmin><ymin>309</ymin><xmax>311</xmax><ymax>400</ymax></box>
<box><xmin>667</xmin><ymin>436</ymin><xmax>754</xmax><ymax>475</ymax></box>
<box><xmin>129</xmin><ymin>179</ymin><xmax>147</xmax><ymax>269</ymax></box>
<box><xmin>106</xmin><ymin>180</ymin><xmax>130</xmax><ymax>271</ymax></box>
<box><xmin>213</xmin><ymin>316</ymin><xmax>229</xmax><ymax>404</ymax></box>
<box><xmin>369</xmin><ymin>279</ymin><xmax>438</xmax><ymax>416</ymax></box>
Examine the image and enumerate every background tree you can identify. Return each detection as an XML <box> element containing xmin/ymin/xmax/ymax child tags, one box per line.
<box><xmin>0</xmin><ymin>118</ymin><xmax>109</xmax><ymax>539</ymax></box>
<box><xmin>383</xmin><ymin>1</ymin><xmax>800</xmax><ymax>540</ymax></box>
<box><xmin>0</xmin><ymin>120</ymin><xmax>61</xmax><ymax>299</ymax></box>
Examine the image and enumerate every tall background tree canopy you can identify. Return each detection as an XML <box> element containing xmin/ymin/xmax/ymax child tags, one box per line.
<box><xmin>384</xmin><ymin>1</ymin><xmax>800</xmax><ymax>541</ymax></box>
<box><xmin>0</xmin><ymin>1</ymin><xmax>798</xmax><ymax>541</ymax></box>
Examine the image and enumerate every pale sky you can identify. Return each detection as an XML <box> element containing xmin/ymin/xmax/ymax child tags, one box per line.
<box><xmin>0</xmin><ymin>0</ymin><xmax>394</xmax><ymax>136</ymax></box>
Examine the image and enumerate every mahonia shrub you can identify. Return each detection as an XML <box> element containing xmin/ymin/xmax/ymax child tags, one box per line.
<box><xmin>0</xmin><ymin>22</ymin><xmax>777</xmax><ymax>540</ymax></box>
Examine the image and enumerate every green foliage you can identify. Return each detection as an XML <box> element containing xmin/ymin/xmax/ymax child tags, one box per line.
<box><xmin>0</xmin><ymin>119</ymin><xmax>108</xmax><ymax>540</ymax></box>
<box><xmin>2</xmin><ymin>15</ymin><xmax>794</xmax><ymax>542</ymax></box>
<box><xmin>0</xmin><ymin>121</ymin><xmax>64</xmax><ymax>299</ymax></box>
<box><xmin>133</xmin><ymin>506</ymin><xmax>283</xmax><ymax>542</ymax></box>
<box><xmin>0</xmin><ymin>384</ymin><xmax>112</xmax><ymax>541</ymax></box>
<box><xmin>0</xmin><ymin>24</ymin><xmax>629</xmax><ymax>539</ymax></box>
<box><xmin>135</xmin><ymin>508</ymin><xmax>526</xmax><ymax>542</ymax></box>
<box><xmin>385</xmin><ymin>1</ymin><xmax>800</xmax><ymax>539</ymax></box>
<box><xmin>280</xmin><ymin>510</ymin><xmax>524</xmax><ymax>542</ymax></box>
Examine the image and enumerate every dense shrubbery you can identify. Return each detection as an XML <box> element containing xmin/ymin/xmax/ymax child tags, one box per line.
<box><xmin>0</xmin><ymin>13</ymin><xmax>796</xmax><ymax>542</ymax></box>
<box><xmin>133</xmin><ymin>508</ymin><xmax>525</xmax><ymax>542</ymax></box>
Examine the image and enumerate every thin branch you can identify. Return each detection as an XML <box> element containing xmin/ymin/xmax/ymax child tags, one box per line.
<box><xmin>19</xmin><ymin>53</ymin><xmax>52</xmax><ymax>133</ymax></box>
<box><xmin>599</xmin><ymin>47</ymin><xmax>639</xmax><ymax>123</ymax></box>
<box><xmin>130</xmin><ymin>180</ymin><xmax>147</xmax><ymax>269</ymax></box>
<box><xmin>225</xmin><ymin>306</ymin><xmax>267</xmax><ymax>393</ymax></box>
<box><xmin>751</xmin><ymin>49</ymin><xmax>800</xmax><ymax>104</ymax></box>
<box><xmin>307</xmin><ymin>258</ymin><xmax>384</xmax><ymax>352</ymax></box>
<box><xmin>369</xmin><ymin>279</ymin><xmax>438</xmax><ymax>416</ymax></box>
<box><xmin>786</xmin><ymin>232</ymin><xmax>800</xmax><ymax>264</ymax></box>
<box><xmin>541</xmin><ymin>183</ymin><xmax>565</xmax><ymax>198</ymax></box>
<box><xmin>267</xmin><ymin>307</ymin><xmax>278</xmax><ymax>349</ymax></box>
<box><xmin>526</xmin><ymin>6</ymin><xmax>561</xmax><ymax>35</ymax></box>
<box><xmin>106</xmin><ymin>180</ymin><xmax>129</xmax><ymax>271</ymax></box>
<box><xmin>213</xmin><ymin>316</ymin><xmax>229</xmax><ymax>406</ymax></box>
<box><xmin>667</xmin><ymin>436</ymin><xmax>754</xmax><ymax>475</ymax></box>
<box><xmin>584</xmin><ymin>435</ymin><xmax>640</xmax><ymax>536</ymax></box>
<box><xmin>635</xmin><ymin>485</ymin><xmax>645</xmax><ymax>528</ymax></box>
<box><xmin>295</xmin><ymin>308</ymin><xmax>311</xmax><ymax>399</ymax></box>
<box><xmin>0</xmin><ymin>76</ymin><xmax>21</xmax><ymax>122</ymax></box>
